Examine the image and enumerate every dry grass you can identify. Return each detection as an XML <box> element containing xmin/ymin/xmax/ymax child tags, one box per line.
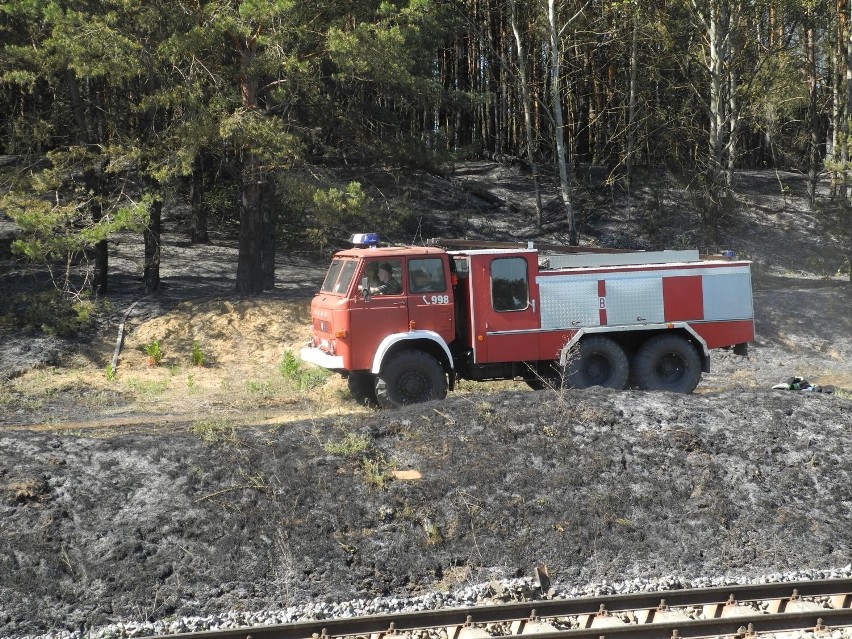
<box><xmin>2</xmin><ymin>298</ymin><xmax>377</xmax><ymax>430</ymax></box>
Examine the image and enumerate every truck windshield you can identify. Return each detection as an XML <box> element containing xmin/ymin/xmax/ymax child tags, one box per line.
<box><xmin>320</xmin><ymin>258</ymin><xmax>358</xmax><ymax>294</ymax></box>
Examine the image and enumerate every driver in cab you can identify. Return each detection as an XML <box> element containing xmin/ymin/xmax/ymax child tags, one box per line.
<box><xmin>367</xmin><ymin>262</ymin><xmax>401</xmax><ymax>295</ymax></box>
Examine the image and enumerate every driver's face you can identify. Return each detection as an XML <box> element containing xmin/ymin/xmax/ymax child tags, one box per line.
<box><xmin>378</xmin><ymin>269</ymin><xmax>390</xmax><ymax>282</ymax></box>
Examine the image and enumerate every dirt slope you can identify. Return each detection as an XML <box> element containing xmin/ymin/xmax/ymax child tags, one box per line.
<box><xmin>1</xmin><ymin>161</ymin><xmax>852</xmax><ymax>637</ymax></box>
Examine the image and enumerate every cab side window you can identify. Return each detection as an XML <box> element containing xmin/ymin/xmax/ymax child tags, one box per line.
<box><xmin>490</xmin><ymin>257</ymin><xmax>528</xmax><ymax>311</ymax></box>
<box><xmin>408</xmin><ymin>258</ymin><xmax>446</xmax><ymax>293</ymax></box>
<box><xmin>364</xmin><ymin>259</ymin><xmax>403</xmax><ymax>295</ymax></box>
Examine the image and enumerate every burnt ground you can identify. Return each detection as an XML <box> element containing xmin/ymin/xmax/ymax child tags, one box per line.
<box><xmin>1</xmin><ymin>162</ymin><xmax>852</xmax><ymax>637</ymax></box>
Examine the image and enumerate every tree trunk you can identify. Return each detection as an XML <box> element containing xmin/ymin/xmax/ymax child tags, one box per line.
<box><xmin>707</xmin><ymin>0</ymin><xmax>724</xmax><ymax>190</ymax></box>
<box><xmin>190</xmin><ymin>152</ymin><xmax>209</xmax><ymax>244</ymax></box>
<box><xmin>65</xmin><ymin>69</ymin><xmax>88</xmax><ymax>145</ymax></box>
<box><xmin>845</xmin><ymin>0</ymin><xmax>851</xmax><ymax>206</ymax></box>
<box><xmin>89</xmin><ymin>196</ymin><xmax>108</xmax><ymax>295</ymax></box>
<box><xmin>233</xmin><ymin>33</ymin><xmax>273</xmax><ymax>294</ymax></box>
<box><xmin>846</xmin><ymin>0</ymin><xmax>852</xmax><ymax>281</ymax></box>
<box><xmin>143</xmin><ymin>197</ymin><xmax>162</xmax><ymax>294</ymax></box>
<box><xmin>236</xmin><ymin>153</ymin><xmax>266</xmax><ymax>294</ymax></box>
<box><xmin>626</xmin><ymin>1</ymin><xmax>639</xmax><ymax>193</ymax></box>
<box><xmin>806</xmin><ymin>10</ymin><xmax>819</xmax><ymax>208</ymax></box>
<box><xmin>261</xmin><ymin>179</ymin><xmax>277</xmax><ymax>291</ymax></box>
<box><xmin>547</xmin><ymin>0</ymin><xmax>577</xmax><ymax>245</ymax></box>
<box><xmin>829</xmin><ymin>0</ymin><xmax>842</xmax><ymax>196</ymax></box>
<box><xmin>82</xmin><ymin>165</ymin><xmax>108</xmax><ymax>295</ymax></box>
<box><xmin>509</xmin><ymin>0</ymin><xmax>544</xmax><ymax>227</ymax></box>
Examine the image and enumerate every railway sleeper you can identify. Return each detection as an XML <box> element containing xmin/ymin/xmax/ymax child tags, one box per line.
<box><xmin>703</xmin><ymin>599</ymin><xmax>759</xmax><ymax>619</ymax></box>
<box><xmin>448</xmin><ymin>624</ymin><xmax>489</xmax><ymax>639</ymax></box>
<box><xmin>447</xmin><ymin>615</ymin><xmax>491</xmax><ymax>639</ymax></box>
<box><xmin>636</xmin><ymin>608</ymin><xmax>692</xmax><ymax>624</ymax></box>
<box><xmin>508</xmin><ymin>619</ymin><xmax>559</xmax><ymax>635</ymax></box>
<box><xmin>577</xmin><ymin>606</ymin><xmax>631</xmax><ymax>629</ymax></box>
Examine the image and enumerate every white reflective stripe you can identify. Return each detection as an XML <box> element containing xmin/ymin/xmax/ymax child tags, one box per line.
<box><xmin>371</xmin><ymin>330</ymin><xmax>454</xmax><ymax>374</ymax></box>
<box><xmin>300</xmin><ymin>347</ymin><xmax>344</xmax><ymax>370</ymax></box>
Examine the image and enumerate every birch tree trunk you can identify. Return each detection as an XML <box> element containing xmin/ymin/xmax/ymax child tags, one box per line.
<box><xmin>626</xmin><ymin>0</ymin><xmax>640</xmax><ymax>193</ymax></box>
<box><xmin>509</xmin><ymin>0</ymin><xmax>544</xmax><ymax>227</ymax></box>
<box><xmin>547</xmin><ymin>0</ymin><xmax>578</xmax><ymax>245</ymax></box>
<box><xmin>846</xmin><ymin>0</ymin><xmax>852</xmax><ymax>280</ymax></box>
<box><xmin>845</xmin><ymin>0</ymin><xmax>851</xmax><ymax>205</ymax></box>
<box><xmin>829</xmin><ymin>0</ymin><xmax>843</xmax><ymax>196</ymax></box>
<box><xmin>724</xmin><ymin>65</ymin><xmax>739</xmax><ymax>189</ymax></box>
<box><xmin>707</xmin><ymin>0</ymin><xmax>726</xmax><ymax>192</ymax></box>
<box><xmin>806</xmin><ymin>8</ymin><xmax>820</xmax><ymax>208</ymax></box>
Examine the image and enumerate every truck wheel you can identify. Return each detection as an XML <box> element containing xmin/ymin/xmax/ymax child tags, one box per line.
<box><xmin>347</xmin><ymin>371</ymin><xmax>377</xmax><ymax>407</ymax></box>
<box><xmin>375</xmin><ymin>351</ymin><xmax>447</xmax><ymax>409</ymax></box>
<box><xmin>634</xmin><ymin>334</ymin><xmax>701</xmax><ymax>393</ymax></box>
<box><xmin>565</xmin><ymin>336</ymin><xmax>629</xmax><ymax>390</ymax></box>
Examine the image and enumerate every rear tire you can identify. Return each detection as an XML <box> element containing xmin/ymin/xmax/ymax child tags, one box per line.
<box><xmin>634</xmin><ymin>334</ymin><xmax>702</xmax><ymax>393</ymax></box>
<box><xmin>375</xmin><ymin>350</ymin><xmax>447</xmax><ymax>409</ymax></box>
<box><xmin>565</xmin><ymin>336</ymin><xmax>629</xmax><ymax>390</ymax></box>
<box><xmin>347</xmin><ymin>371</ymin><xmax>377</xmax><ymax>407</ymax></box>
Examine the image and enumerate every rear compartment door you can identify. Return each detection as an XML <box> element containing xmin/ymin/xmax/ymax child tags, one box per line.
<box><xmin>469</xmin><ymin>253</ymin><xmax>540</xmax><ymax>363</ymax></box>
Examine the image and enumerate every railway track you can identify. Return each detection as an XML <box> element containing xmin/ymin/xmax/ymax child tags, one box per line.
<box><xmin>157</xmin><ymin>579</ymin><xmax>852</xmax><ymax>639</ymax></box>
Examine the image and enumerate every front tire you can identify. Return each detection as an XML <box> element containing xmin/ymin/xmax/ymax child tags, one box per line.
<box><xmin>634</xmin><ymin>334</ymin><xmax>702</xmax><ymax>393</ymax></box>
<box><xmin>565</xmin><ymin>336</ymin><xmax>629</xmax><ymax>390</ymax></box>
<box><xmin>375</xmin><ymin>350</ymin><xmax>447</xmax><ymax>409</ymax></box>
<box><xmin>347</xmin><ymin>371</ymin><xmax>377</xmax><ymax>407</ymax></box>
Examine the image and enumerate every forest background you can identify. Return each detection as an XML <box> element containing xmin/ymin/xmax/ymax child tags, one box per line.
<box><xmin>1</xmin><ymin>0</ymin><xmax>851</xmax><ymax>334</ymax></box>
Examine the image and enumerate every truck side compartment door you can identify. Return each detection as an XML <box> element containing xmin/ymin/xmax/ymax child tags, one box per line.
<box><xmin>469</xmin><ymin>252</ymin><xmax>540</xmax><ymax>363</ymax></box>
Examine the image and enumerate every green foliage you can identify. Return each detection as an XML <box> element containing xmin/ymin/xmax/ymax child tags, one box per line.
<box><xmin>359</xmin><ymin>454</ymin><xmax>394</xmax><ymax>490</ymax></box>
<box><xmin>0</xmin><ymin>149</ymin><xmax>149</xmax><ymax>300</ymax></box>
<box><xmin>2</xmin><ymin>0</ymin><xmax>849</xmax><ymax>272</ymax></box>
<box><xmin>105</xmin><ymin>365</ymin><xmax>117</xmax><ymax>382</ymax></box>
<box><xmin>278</xmin><ymin>172</ymin><xmax>410</xmax><ymax>253</ymax></box>
<box><xmin>1</xmin><ymin>291</ymin><xmax>98</xmax><ymax>337</ymax></box>
<box><xmin>306</xmin><ymin>181</ymin><xmax>368</xmax><ymax>249</ymax></box>
<box><xmin>278</xmin><ymin>350</ymin><xmax>330</xmax><ymax>390</ymax></box>
<box><xmin>245</xmin><ymin>379</ymin><xmax>275</xmax><ymax>397</ymax></box>
<box><xmin>323</xmin><ymin>432</ymin><xmax>370</xmax><ymax>457</ymax></box>
<box><xmin>126</xmin><ymin>378</ymin><xmax>169</xmax><ymax>396</ymax></box>
<box><xmin>278</xmin><ymin>350</ymin><xmax>300</xmax><ymax>378</ymax></box>
<box><xmin>191</xmin><ymin>341</ymin><xmax>205</xmax><ymax>367</ymax></box>
<box><xmin>142</xmin><ymin>340</ymin><xmax>164</xmax><ymax>366</ymax></box>
<box><xmin>190</xmin><ymin>417</ymin><xmax>237</xmax><ymax>444</ymax></box>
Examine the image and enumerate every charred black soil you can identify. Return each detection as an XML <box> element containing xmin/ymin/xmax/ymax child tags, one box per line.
<box><xmin>2</xmin><ymin>162</ymin><xmax>852</xmax><ymax>637</ymax></box>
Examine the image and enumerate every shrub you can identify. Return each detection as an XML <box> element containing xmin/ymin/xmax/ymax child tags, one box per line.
<box><xmin>323</xmin><ymin>432</ymin><xmax>370</xmax><ymax>457</ymax></box>
<box><xmin>278</xmin><ymin>350</ymin><xmax>329</xmax><ymax>391</ymax></box>
<box><xmin>142</xmin><ymin>340</ymin><xmax>164</xmax><ymax>366</ymax></box>
<box><xmin>191</xmin><ymin>341</ymin><xmax>205</xmax><ymax>367</ymax></box>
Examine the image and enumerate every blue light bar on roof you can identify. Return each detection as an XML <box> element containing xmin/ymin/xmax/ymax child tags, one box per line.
<box><xmin>350</xmin><ymin>232</ymin><xmax>379</xmax><ymax>247</ymax></box>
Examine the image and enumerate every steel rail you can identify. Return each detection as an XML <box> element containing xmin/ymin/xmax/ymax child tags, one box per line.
<box><xmin>508</xmin><ymin>607</ymin><xmax>852</xmax><ymax>639</ymax></box>
<box><xmin>155</xmin><ymin>578</ymin><xmax>852</xmax><ymax>639</ymax></box>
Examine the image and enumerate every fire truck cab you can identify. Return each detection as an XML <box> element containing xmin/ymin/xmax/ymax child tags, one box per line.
<box><xmin>300</xmin><ymin>234</ymin><xmax>754</xmax><ymax>408</ymax></box>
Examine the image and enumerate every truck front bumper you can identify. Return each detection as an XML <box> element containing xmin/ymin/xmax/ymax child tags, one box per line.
<box><xmin>300</xmin><ymin>346</ymin><xmax>344</xmax><ymax>371</ymax></box>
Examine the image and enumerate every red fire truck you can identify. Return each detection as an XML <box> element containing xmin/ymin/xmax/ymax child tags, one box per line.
<box><xmin>300</xmin><ymin>234</ymin><xmax>754</xmax><ymax>408</ymax></box>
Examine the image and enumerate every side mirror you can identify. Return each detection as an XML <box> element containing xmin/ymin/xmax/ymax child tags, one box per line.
<box><xmin>361</xmin><ymin>276</ymin><xmax>371</xmax><ymax>302</ymax></box>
